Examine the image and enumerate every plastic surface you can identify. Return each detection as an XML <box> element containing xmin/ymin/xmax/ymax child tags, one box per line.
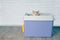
<box><xmin>24</xmin><ymin>21</ymin><xmax>53</xmax><ymax>37</ymax></box>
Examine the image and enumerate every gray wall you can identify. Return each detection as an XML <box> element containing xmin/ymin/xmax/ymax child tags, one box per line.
<box><xmin>0</xmin><ymin>0</ymin><xmax>60</xmax><ymax>26</ymax></box>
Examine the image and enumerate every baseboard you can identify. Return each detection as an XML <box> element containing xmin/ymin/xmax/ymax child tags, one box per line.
<box><xmin>53</xmin><ymin>26</ymin><xmax>60</xmax><ymax>27</ymax></box>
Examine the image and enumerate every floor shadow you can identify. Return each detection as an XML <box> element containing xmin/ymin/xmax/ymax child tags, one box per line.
<box><xmin>52</xmin><ymin>27</ymin><xmax>60</xmax><ymax>37</ymax></box>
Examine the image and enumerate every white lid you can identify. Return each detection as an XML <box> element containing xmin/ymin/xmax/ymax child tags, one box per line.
<box><xmin>24</xmin><ymin>16</ymin><xmax>54</xmax><ymax>21</ymax></box>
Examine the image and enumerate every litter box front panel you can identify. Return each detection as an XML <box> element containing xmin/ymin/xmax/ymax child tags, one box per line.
<box><xmin>24</xmin><ymin>21</ymin><xmax>53</xmax><ymax>37</ymax></box>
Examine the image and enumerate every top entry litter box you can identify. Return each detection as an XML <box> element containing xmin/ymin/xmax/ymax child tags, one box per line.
<box><xmin>24</xmin><ymin>14</ymin><xmax>54</xmax><ymax>37</ymax></box>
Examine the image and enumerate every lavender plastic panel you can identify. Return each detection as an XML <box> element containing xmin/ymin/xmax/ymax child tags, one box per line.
<box><xmin>24</xmin><ymin>20</ymin><xmax>53</xmax><ymax>37</ymax></box>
